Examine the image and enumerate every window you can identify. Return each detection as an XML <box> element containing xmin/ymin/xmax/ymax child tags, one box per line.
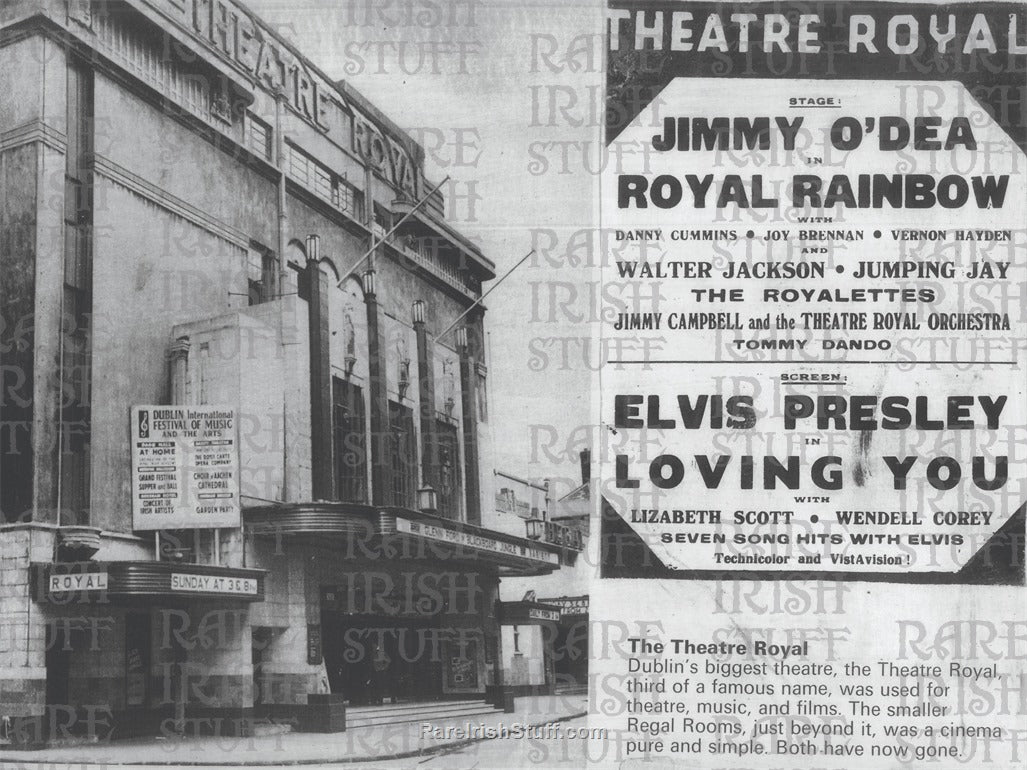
<box><xmin>247</xmin><ymin>244</ymin><xmax>276</xmax><ymax>305</ymax></box>
<box><xmin>435</xmin><ymin>420</ymin><xmax>461</xmax><ymax>519</ymax></box>
<box><xmin>93</xmin><ymin>9</ymin><xmax>219</xmax><ymax>128</ymax></box>
<box><xmin>513</xmin><ymin>625</ymin><xmax>520</xmax><ymax>653</ymax></box>
<box><xmin>245</xmin><ymin>113</ymin><xmax>272</xmax><ymax>161</ymax></box>
<box><xmin>314</xmin><ymin>164</ymin><xmax>332</xmax><ymax>200</ymax></box>
<box><xmin>288</xmin><ymin>145</ymin><xmax>312</xmax><ymax>186</ymax></box>
<box><xmin>330</xmin><ymin>178</ymin><xmax>344</xmax><ymax>210</ymax></box>
<box><xmin>58</xmin><ymin>58</ymin><xmax>95</xmax><ymax>526</ymax></box>
<box><xmin>333</xmin><ymin>379</ymin><xmax>367</xmax><ymax>503</ymax></box>
<box><xmin>286</xmin><ymin>144</ymin><xmax>364</xmax><ymax>221</ymax></box>
<box><xmin>477</xmin><ymin>368</ymin><xmax>488</xmax><ymax>423</ymax></box>
<box><xmin>388</xmin><ymin>402</ymin><xmax>417</xmax><ymax>508</ymax></box>
<box><xmin>345</xmin><ymin>179</ymin><xmax>365</xmax><ymax>221</ymax></box>
<box><xmin>196</xmin><ymin>342</ymin><xmax>211</xmax><ymax>404</ymax></box>
<box><xmin>373</xmin><ymin>205</ymin><xmax>391</xmax><ymax>239</ymax></box>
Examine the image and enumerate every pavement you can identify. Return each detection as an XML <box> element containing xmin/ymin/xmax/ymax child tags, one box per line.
<box><xmin>0</xmin><ymin>694</ymin><xmax>590</xmax><ymax>767</ymax></box>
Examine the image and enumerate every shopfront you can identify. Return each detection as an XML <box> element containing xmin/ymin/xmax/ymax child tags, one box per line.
<box><xmin>498</xmin><ymin>599</ymin><xmax>562</xmax><ymax>695</ymax></box>
<box><xmin>22</xmin><ymin>561</ymin><xmax>266</xmax><ymax>742</ymax></box>
<box><xmin>245</xmin><ymin>504</ymin><xmax>561</xmax><ymax>708</ymax></box>
<box><xmin>320</xmin><ymin>577</ymin><xmax>483</xmax><ymax>704</ymax></box>
<box><xmin>542</xmin><ymin>595</ymin><xmax>589</xmax><ymax>690</ymax></box>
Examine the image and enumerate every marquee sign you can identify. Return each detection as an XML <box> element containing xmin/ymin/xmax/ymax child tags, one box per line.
<box><xmin>528</xmin><ymin>607</ymin><xmax>560</xmax><ymax>622</ymax></box>
<box><xmin>170</xmin><ymin>573</ymin><xmax>257</xmax><ymax>595</ymax></box>
<box><xmin>33</xmin><ymin>562</ymin><xmax>265</xmax><ymax>602</ymax></box>
<box><xmin>544</xmin><ymin>596</ymin><xmax>590</xmax><ymax>616</ymax></box>
<box><xmin>394</xmin><ymin>517</ymin><xmax>559</xmax><ymax>565</ymax></box>
<box><xmin>499</xmin><ymin>600</ymin><xmax>562</xmax><ymax>625</ymax></box>
<box><xmin>49</xmin><ymin>571</ymin><xmax>109</xmax><ymax>593</ymax></box>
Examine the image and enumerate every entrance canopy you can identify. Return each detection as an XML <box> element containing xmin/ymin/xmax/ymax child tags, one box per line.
<box><xmin>31</xmin><ymin>561</ymin><xmax>266</xmax><ymax>603</ymax></box>
<box><xmin>244</xmin><ymin>502</ymin><xmax>562</xmax><ymax>576</ymax></box>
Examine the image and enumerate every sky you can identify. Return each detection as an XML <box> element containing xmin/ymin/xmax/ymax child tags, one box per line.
<box><xmin>248</xmin><ymin>0</ymin><xmax>603</xmax><ymax>493</ymax></box>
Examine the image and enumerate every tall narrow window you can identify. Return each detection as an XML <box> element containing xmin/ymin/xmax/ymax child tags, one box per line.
<box><xmin>59</xmin><ymin>57</ymin><xmax>95</xmax><ymax>525</ymax></box>
<box><xmin>333</xmin><ymin>378</ymin><xmax>367</xmax><ymax>503</ymax></box>
<box><xmin>247</xmin><ymin>243</ymin><xmax>276</xmax><ymax>305</ymax></box>
<box><xmin>244</xmin><ymin>113</ymin><xmax>272</xmax><ymax>160</ymax></box>
<box><xmin>261</xmin><ymin>252</ymin><xmax>277</xmax><ymax>300</ymax></box>
<box><xmin>373</xmin><ymin>205</ymin><xmax>391</xmax><ymax>240</ymax></box>
<box><xmin>435</xmin><ymin>419</ymin><xmax>461</xmax><ymax>520</ymax></box>
<box><xmin>388</xmin><ymin>401</ymin><xmax>417</xmax><ymax>508</ymax></box>
<box><xmin>476</xmin><ymin>366</ymin><xmax>488</xmax><ymax>423</ymax></box>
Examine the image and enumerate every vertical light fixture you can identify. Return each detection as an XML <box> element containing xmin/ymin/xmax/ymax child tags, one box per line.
<box><xmin>361</xmin><ymin>269</ymin><xmax>376</xmax><ymax>298</ymax></box>
<box><xmin>305</xmin><ymin>233</ymin><xmax>321</xmax><ymax>262</ymax></box>
<box><xmin>417</xmin><ymin>486</ymin><xmax>438</xmax><ymax>514</ymax></box>
<box><xmin>525</xmin><ymin>510</ymin><xmax>544</xmax><ymax>541</ymax></box>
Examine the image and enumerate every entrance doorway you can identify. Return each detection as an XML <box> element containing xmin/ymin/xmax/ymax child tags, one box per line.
<box><xmin>320</xmin><ymin>613</ymin><xmax>443</xmax><ymax>704</ymax></box>
<box><xmin>44</xmin><ymin>625</ymin><xmax>71</xmax><ymax>714</ymax></box>
<box><xmin>553</xmin><ymin>616</ymin><xmax>588</xmax><ymax>687</ymax></box>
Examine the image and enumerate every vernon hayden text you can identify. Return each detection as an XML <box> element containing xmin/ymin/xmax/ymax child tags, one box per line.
<box><xmin>613</xmin><ymin>394</ymin><xmax>1009</xmax><ymax>491</ymax></box>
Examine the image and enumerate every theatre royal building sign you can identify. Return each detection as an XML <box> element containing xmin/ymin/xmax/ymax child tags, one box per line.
<box><xmin>155</xmin><ymin>0</ymin><xmax>336</xmax><ymax>127</ymax></box>
<box><xmin>143</xmin><ymin>0</ymin><xmax>421</xmax><ymax>197</ymax></box>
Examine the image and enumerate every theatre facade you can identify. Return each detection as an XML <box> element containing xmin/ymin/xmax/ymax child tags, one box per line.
<box><xmin>0</xmin><ymin>0</ymin><xmax>578</xmax><ymax>744</ymax></box>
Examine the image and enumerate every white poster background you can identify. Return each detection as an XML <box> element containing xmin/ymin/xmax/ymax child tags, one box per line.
<box><xmin>600</xmin><ymin>78</ymin><xmax>1026</xmax><ymax>575</ymax></box>
<box><xmin>130</xmin><ymin>404</ymin><xmax>241</xmax><ymax>530</ymax></box>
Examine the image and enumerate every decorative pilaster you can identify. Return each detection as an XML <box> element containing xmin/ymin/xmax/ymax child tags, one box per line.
<box><xmin>363</xmin><ymin>270</ymin><xmax>393</xmax><ymax>505</ymax></box>
<box><xmin>305</xmin><ymin>248</ymin><xmax>335</xmax><ymax>501</ymax></box>
<box><xmin>457</xmin><ymin>322</ymin><xmax>481</xmax><ymax>526</ymax></box>
<box><xmin>413</xmin><ymin>301</ymin><xmax>439</xmax><ymax>508</ymax></box>
<box><xmin>167</xmin><ymin>336</ymin><xmax>191</xmax><ymax>405</ymax></box>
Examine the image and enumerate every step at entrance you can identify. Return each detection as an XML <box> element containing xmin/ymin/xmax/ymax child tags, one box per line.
<box><xmin>345</xmin><ymin>699</ymin><xmax>502</xmax><ymax>729</ymax></box>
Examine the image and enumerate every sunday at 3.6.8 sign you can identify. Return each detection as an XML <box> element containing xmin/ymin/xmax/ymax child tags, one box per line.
<box><xmin>131</xmin><ymin>405</ymin><xmax>240</xmax><ymax>530</ymax></box>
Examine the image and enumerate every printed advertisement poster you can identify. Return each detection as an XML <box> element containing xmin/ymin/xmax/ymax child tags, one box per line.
<box><xmin>594</xmin><ymin>3</ymin><xmax>1027</xmax><ymax>769</ymax></box>
<box><xmin>131</xmin><ymin>405</ymin><xmax>240</xmax><ymax>530</ymax></box>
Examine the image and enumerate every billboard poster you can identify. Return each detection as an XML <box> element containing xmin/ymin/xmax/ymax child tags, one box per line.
<box><xmin>131</xmin><ymin>405</ymin><xmax>240</xmax><ymax>530</ymax></box>
<box><xmin>599</xmin><ymin>4</ymin><xmax>1026</xmax><ymax>582</ymax></box>
<box><xmin>593</xmin><ymin>3</ymin><xmax>1027</xmax><ymax>768</ymax></box>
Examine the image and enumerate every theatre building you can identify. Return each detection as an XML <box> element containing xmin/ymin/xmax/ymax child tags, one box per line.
<box><xmin>0</xmin><ymin>0</ymin><xmax>577</xmax><ymax>745</ymax></box>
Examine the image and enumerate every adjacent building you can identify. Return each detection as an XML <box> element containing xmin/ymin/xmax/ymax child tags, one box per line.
<box><xmin>0</xmin><ymin>0</ymin><xmax>579</xmax><ymax>745</ymax></box>
<box><xmin>494</xmin><ymin>457</ymin><xmax>591</xmax><ymax>696</ymax></box>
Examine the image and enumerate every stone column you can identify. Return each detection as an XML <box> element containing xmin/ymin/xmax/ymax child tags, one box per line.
<box><xmin>413</xmin><ymin>303</ymin><xmax>438</xmax><ymax>502</ymax></box>
<box><xmin>305</xmin><ymin>259</ymin><xmax>334</xmax><ymax>501</ymax></box>
<box><xmin>363</xmin><ymin>271</ymin><xmax>393</xmax><ymax>505</ymax></box>
<box><xmin>168</xmin><ymin>337</ymin><xmax>190</xmax><ymax>405</ymax></box>
<box><xmin>458</xmin><ymin>322</ymin><xmax>481</xmax><ymax>526</ymax></box>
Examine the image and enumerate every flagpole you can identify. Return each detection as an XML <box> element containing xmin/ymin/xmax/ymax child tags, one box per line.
<box><xmin>337</xmin><ymin>175</ymin><xmax>451</xmax><ymax>288</ymax></box>
<box><xmin>436</xmin><ymin>249</ymin><xmax>536</xmax><ymax>341</ymax></box>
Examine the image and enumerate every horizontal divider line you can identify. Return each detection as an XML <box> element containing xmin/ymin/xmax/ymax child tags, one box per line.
<box><xmin>606</xmin><ymin>360</ymin><xmax>1019</xmax><ymax>366</ymax></box>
